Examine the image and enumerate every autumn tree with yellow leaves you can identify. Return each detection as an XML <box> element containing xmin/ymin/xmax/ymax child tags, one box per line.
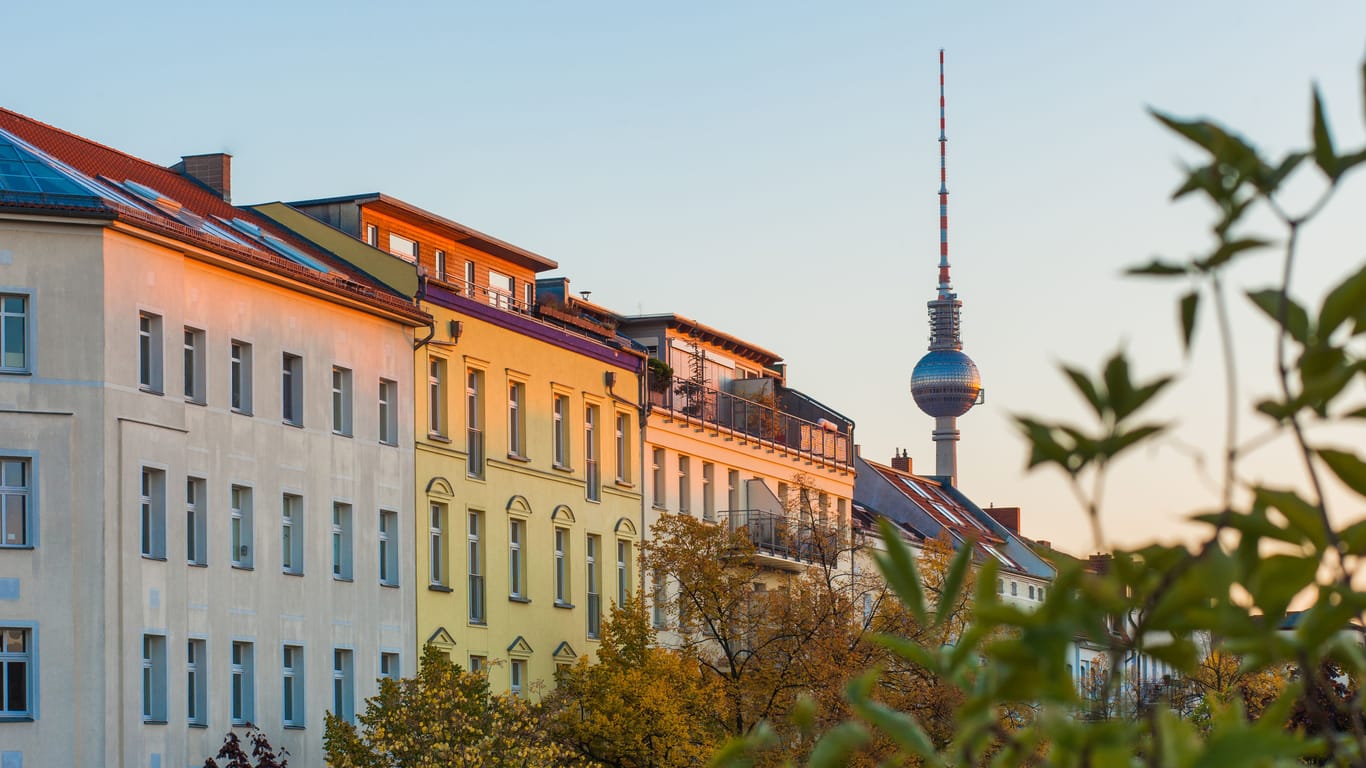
<box><xmin>322</xmin><ymin>644</ymin><xmax>570</xmax><ymax>768</ymax></box>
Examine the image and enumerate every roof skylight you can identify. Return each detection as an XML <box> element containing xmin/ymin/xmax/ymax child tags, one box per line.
<box><xmin>0</xmin><ymin>136</ymin><xmax>93</xmax><ymax>197</ymax></box>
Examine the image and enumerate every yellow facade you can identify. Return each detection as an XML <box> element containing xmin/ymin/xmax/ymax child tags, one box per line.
<box><xmin>416</xmin><ymin>297</ymin><xmax>645</xmax><ymax>694</ymax></box>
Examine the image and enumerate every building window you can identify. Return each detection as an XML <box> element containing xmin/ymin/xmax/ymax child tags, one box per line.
<box><xmin>652</xmin><ymin>569</ymin><xmax>666</xmax><ymax>628</ymax></box>
<box><xmin>187</xmin><ymin>638</ymin><xmax>206</xmax><ymax>726</ymax></box>
<box><xmin>364</xmin><ymin>223</ymin><xmax>378</xmax><ymax>246</ymax></box>
<box><xmin>230</xmin><ymin>641</ymin><xmax>254</xmax><ymax>725</ymax></box>
<box><xmin>510</xmin><ymin>659</ymin><xmax>525</xmax><ymax>698</ymax></box>
<box><xmin>1</xmin><ymin>458</ymin><xmax>29</xmax><ymax>548</ymax></box>
<box><xmin>388</xmin><ymin>233</ymin><xmax>418</xmax><ymax>262</ymax></box>
<box><xmin>488</xmin><ymin>270</ymin><xmax>513</xmax><ymax>309</ymax></box>
<box><xmin>524</xmin><ymin>282</ymin><xmax>534</xmax><ymax>309</ymax></box>
<box><xmin>332</xmin><ymin>502</ymin><xmax>353</xmax><ymax>580</ymax></box>
<box><xmin>230</xmin><ymin>486</ymin><xmax>253</xmax><ymax>568</ymax></box>
<box><xmin>331</xmin><ymin>649</ymin><xmax>354</xmax><ymax>721</ymax></box>
<box><xmin>140</xmin><ymin>467</ymin><xmax>166</xmax><ymax>559</ymax></box>
<box><xmin>677</xmin><ymin>456</ymin><xmax>691</xmax><ymax>515</ymax></box>
<box><xmin>616</xmin><ymin>539</ymin><xmax>631</xmax><ymax>608</ymax></box>
<box><xmin>554</xmin><ymin>527</ymin><xmax>569</xmax><ymax>605</ymax></box>
<box><xmin>186</xmin><ymin>477</ymin><xmax>206</xmax><ymax>565</ymax></box>
<box><xmin>142</xmin><ymin>634</ymin><xmax>167</xmax><ymax>722</ymax></box>
<box><xmin>509</xmin><ymin>518</ymin><xmax>525</xmax><ymax>599</ymax></box>
<box><xmin>0</xmin><ymin>294</ymin><xmax>28</xmax><ymax>372</ymax></box>
<box><xmin>430</xmin><ymin>503</ymin><xmax>446</xmax><ymax>587</ymax></box>
<box><xmin>614</xmin><ymin>413</ymin><xmax>629</xmax><ymax>483</ymax></box>
<box><xmin>549</xmin><ymin>394</ymin><xmax>568</xmax><ymax>467</ymax></box>
<box><xmin>282</xmin><ymin>354</ymin><xmax>303</xmax><ymax>426</ymax></box>
<box><xmin>428</xmin><ymin>357</ymin><xmax>447</xmax><ymax>437</ymax></box>
<box><xmin>378</xmin><ymin>378</ymin><xmax>398</xmax><ymax>445</ymax></box>
<box><xmin>464</xmin><ymin>260</ymin><xmax>476</xmax><ymax>296</ymax></box>
<box><xmin>507</xmin><ymin>382</ymin><xmax>525</xmax><ymax>458</ymax></box>
<box><xmin>466</xmin><ymin>368</ymin><xmax>484</xmax><ymax>477</ymax></box>
<box><xmin>380</xmin><ymin>652</ymin><xmax>400</xmax><ymax>681</ymax></box>
<box><xmin>727</xmin><ymin>469</ymin><xmax>741</xmax><ymax>514</ymax></box>
<box><xmin>702</xmin><ymin>462</ymin><xmax>715</xmax><ymax>521</ymax></box>
<box><xmin>586</xmin><ymin>534</ymin><xmax>601</xmax><ymax>639</ymax></box>
<box><xmin>379</xmin><ymin>509</ymin><xmax>398</xmax><ymax>586</ymax></box>
<box><xmin>434</xmin><ymin>249</ymin><xmax>447</xmax><ymax>281</ymax></box>
<box><xmin>281</xmin><ymin>494</ymin><xmax>302</xmax><ymax>574</ymax></box>
<box><xmin>651</xmin><ymin>448</ymin><xmax>666</xmax><ymax>508</ymax></box>
<box><xmin>1011</xmin><ymin>581</ymin><xmax>1018</xmax><ymax>596</ymax></box>
<box><xmin>469</xmin><ymin>655</ymin><xmax>485</xmax><ymax>674</ymax></box>
<box><xmin>1028</xmin><ymin>585</ymin><xmax>1036</xmax><ymax>600</ymax></box>
<box><xmin>138</xmin><ymin>312</ymin><xmax>163</xmax><ymax>392</ymax></box>
<box><xmin>468</xmin><ymin>512</ymin><xmax>485</xmax><ymax>623</ymax></box>
<box><xmin>585</xmin><ymin>404</ymin><xmax>600</xmax><ymax>502</ymax></box>
<box><xmin>0</xmin><ymin>628</ymin><xmax>31</xmax><ymax>717</ymax></box>
<box><xmin>282</xmin><ymin>644</ymin><xmax>303</xmax><ymax>727</ymax></box>
<box><xmin>332</xmin><ymin>366</ymin><xmax>353</xmax><ymax>436</ymax></box>
<box><xmin>184</xmin><ymin>328</ymin><xmax>205</xmax><ymax>402</ymax></box>
<box><xmin>230</xmin><ymin>341</ymin><xmax>253</xmax><ymax>414</ymax></box>
<box><xmin>997</xmin><ymin>578</ymin><xmax>1004</xmax><ymax>594</ymax></box>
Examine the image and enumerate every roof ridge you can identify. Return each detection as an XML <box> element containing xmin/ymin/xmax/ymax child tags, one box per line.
<box><xmin>0</xmin><ymin>106</ymin><xmax>184</xmax><ymax>177</ymax></box>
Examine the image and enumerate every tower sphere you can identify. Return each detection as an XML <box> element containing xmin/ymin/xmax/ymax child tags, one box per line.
<box><xmin>910</xmin><ymin>349</ymin><xmax>981</xmax><ymax>418</ymax></box>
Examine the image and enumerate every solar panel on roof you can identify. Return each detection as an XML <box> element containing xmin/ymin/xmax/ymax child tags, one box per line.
<box><xmin>262</xmin><ymin>235</ymin><xmax>330</xmax><ymax>274</ymax></box>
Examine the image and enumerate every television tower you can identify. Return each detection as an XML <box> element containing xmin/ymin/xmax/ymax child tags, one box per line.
<box><xmin>909</xmin><ymin>49</ymin><xmax>982</xmax><ymax>486</ymax></box>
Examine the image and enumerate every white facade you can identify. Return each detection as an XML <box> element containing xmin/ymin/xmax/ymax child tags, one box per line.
<box><xmin>0</xmin><ymin>213</ymin><xmax>419</xmax><ymax>766</ymax></box>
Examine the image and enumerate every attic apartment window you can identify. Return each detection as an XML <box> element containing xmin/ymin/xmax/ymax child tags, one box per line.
<box><xmin>365</xmin><ymin>224</ymin><xmax>378</xmax><ymax>247</ymax></box>
<box><xmin>388</xmin><ymin>233</ymin><xmax>418</xmax><ymax>263</ymax></box>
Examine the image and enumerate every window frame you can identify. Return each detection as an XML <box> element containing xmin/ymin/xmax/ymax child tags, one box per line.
<box><xmin>508</xmin><ymin>518</ymin><xmax>525</xmax><ymax>599</ymax></box>
<box><xmin>380</xmin><ymin>652</ymin><xmax>400</xmax><ymax>681</ymax></box>
<box><xmin>141</xmin><ymin>633</ymin><xmax>168</xmax><ymax>723</ymax></box>
<box><xmin>186</xmin><ymin>477</ymin><xmax>206</xmax><ymax>566</ymax></box>
<box><xmin>332</xmin><ymin>502</ymin><xmax>353</xmax><ymax>580</ymax></box>
<box><xmin>614</xmin><ymin>412</ymin><xmax>630</xmax><ymax>484</ymax></box>
<box><xmin>282</xmin><ymin>644</ymin><xmax>304</xmax><ymax>728</ymax></box>
<box><xmin>281</xmin><ymin>493</ymin><xmax>303</xmax><ymax>575</ymax></box>
<box><xmin>0</xmin><ymin>457</ymin><xmax>31</xmax><ymax>548</ymax></box>
<box><xmin>230</xmin><ymin>641</ymin><xmax>255</xmax><ymax>725</ymax></box>
<box><xmin>379</xmin><ymin>509</ymin><xmax>398</xmax><ymax>586</ymax></box>
<box><xmin>230</xmin><ymin>485</ymin><xmax>253</xmax><ymax>569</ymax></box>
<box><xmin>554</xmin><ymin>526</ymin><xmax>569</xmax><ymax>606</ymax></box>
<box><xmin>466</xmin><ymin>368</ymin><xmax>484</xmax><ymax>478</ymax></box>
<box><xmin>507</xmin><ymin>381</ymin><xmax>525</xmax><ymax>459</ymax></box>
<box><xmin>138</xmin><ymin>312</ymin><xmax>163</xmax><ymax>393</ymax></box>
<box><xmin>616</xmin><ymin>539</ymin><xmax>631</xmax><ymax>609</ymax></box>
<box><xmin>140</xmin><ymin>467</ymin><xmax>166</xmax><ymax>560</ymax></box>
<box><xmin>0</xmin><ymin>292</ymin><xmax>30</xmax><ymax>374</ymax></box>
<box><xmin>586</xmin><ymin>533</ymin><xmax>601</xmax><ymax>639</ymax></box>
<box><xmin>378</xmin><ymin>378</ymin><xmax>398</xmax><ymax>445</ymax></box>
<box><xmin>332</xmin><ymin>648</ymin><xmax>355</xmax><ymax>721</ymax></box>
<box><xmin>428</xmin><ymin>357</ymin><xmax>447</xmax><ymax>438</ymax></box>
<box><xmin>553</xmin><ymin>394</ymin><xmax>570</xmax><ymax>469</ymax></box>
<box><xmin>183</xmin><ymin>327</ymin><xmax>205</xmax><ymax>403</ymax></box>
<box><xmin>585</xmin><ymin>404</ymin><xmax>600</xmax><ymax>502</ymax></box>
<box><xmin>677</xmin><ymin>455</ymin><xmax>691</xmax><ymax>515</ymax></box>
<box><xmin>186</xmin><ymin>638</ymin><xmax>207</xmax><ymax>726</ymax></box>
<box><xmin>282</xmin><ymin>353</ymin><xmax>303</xmax><ymax>426</ymax></box>
<box><xmin>651</xmin><ymin>448</ymin><xmax>666</xmax><ymax>508</ymax></box>
<box><xmin>429</xmin><ymin>502</ymin><xmax>447</xmax><ymax>587</ymax></box>
<box><xmin>230</xmin><ymin>340</ymin><xmax>253</xmax><ymax>415</ymax></box>
<box><xmin>468</xmin><ymin>511</ymin><xmax>485</xmax><ymax>624</ymax></box>
<box><xmin>332</xmin><ymin>366</ymin><xmax>353</xmax><ymax>437</ymax></box>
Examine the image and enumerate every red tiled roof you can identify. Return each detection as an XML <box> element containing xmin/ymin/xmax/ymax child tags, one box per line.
<box><xmin>0</xmin><ymin>107</ymin><xmax>428</xmax><ymax>324</ymax></box>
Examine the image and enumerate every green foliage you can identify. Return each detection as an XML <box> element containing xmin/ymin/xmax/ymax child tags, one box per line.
<box><xmin>323</xmin><ymin>644</ymin><xmax>570</xmax><ymax>767</ymax></box>
<box><xmin>715</xmin><ymin>54</ymin><xmax>1366</xmax><ymax>767</ymax></box>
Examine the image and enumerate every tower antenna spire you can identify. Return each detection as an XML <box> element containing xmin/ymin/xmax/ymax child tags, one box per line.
<box><xmin>910</xmin><ymin>49</ymin><xmax>983</xmax><ymax>487</ymax></box>
<box><xmin>938</xmin><ymin>48</ymin><xmax>951</xmax><ymax>298</ymax></box>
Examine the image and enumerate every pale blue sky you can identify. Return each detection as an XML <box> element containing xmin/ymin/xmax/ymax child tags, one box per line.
<box><xmin>9</xmin><ymin>2</ymin><xmax>1365</xmax><ymax>554</ymax></box>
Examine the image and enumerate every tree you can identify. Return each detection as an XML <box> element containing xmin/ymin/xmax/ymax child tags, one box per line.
<box><xmin>644</xmin><ymin>487</ymin><xmax>972</xmax><ymax>766</ymax></box>
<box><xmin>323</xmin><ymin>644</ymin><xmax>570</xmax><ymax>768</ymax></box>
<box><xmin>545</xmin><ymin>593</ymin><xmax>723</xmax><ymax>767</ymax></box>
<box><xmin>203</xmin><ymin>727</ymin><xmax>289</xmax><ymax>768</ymax></box>
<box><xmin>714</xmin><ymin>56</ymin><xmax>1366</xmax><ymax>767</ymax></box>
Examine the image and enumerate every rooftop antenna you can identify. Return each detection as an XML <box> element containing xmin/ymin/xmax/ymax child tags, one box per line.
<box><xmin>909</xmin><ymin>49</ymin><xmax>983</xmax><ymax>486</ymax></box>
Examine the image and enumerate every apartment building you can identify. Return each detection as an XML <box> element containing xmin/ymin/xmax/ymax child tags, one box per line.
<box><xmin>0</xmin><ymin>110</ymin><xmax>425</xmax><ymax>767</ymax></box>
<box><xmin>614</xmin><ymin>314</ymin><xmax>857</xmax><ymax>624</ymax></box>
<box><xmin>263</xmin><ymin>194</ymin><xmax>647</xmax><ymax>695</ymax></box>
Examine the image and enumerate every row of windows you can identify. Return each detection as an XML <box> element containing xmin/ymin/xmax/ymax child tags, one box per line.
<box><xmin>997</xmin><ymin>578</ymin><xmax>1046</xmax><ymax>601</ymax></box>
<box><xmin>139</xmin><ymin>312</ymin><xmax>399</xmax><ymax>443</ymax></box>
<box><xmin>139</xmin><ymin>468</ymin><xmax>398</xmax><ymax>584</ymax></box>
<box><xmin>140</xmin><ymin>634</ymin><xmax>397</xmax><ymax>728</ymax></box>
<box><xmin>364</xmin><ymin>225</ymin><xmax>536</xmax><ymax>312</ymax></box>
<box><xmin>429</xmin><ymin>359</ymin><xmax>633</xmax><ymax>497</ymax></box>
<box><xmin>428</xmin><ymin>504</ymin><xmax>633</xmax><ymax>640</ymax></box>
<box><xmin>651</xmin><ymin>448</ymin><xmax>741</xmax><ymax>520</ymax></box>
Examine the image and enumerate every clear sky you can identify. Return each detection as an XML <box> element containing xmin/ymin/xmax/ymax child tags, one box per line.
<box><xmin>9</xmin><ymin>1</ymin><xmax>1364</xmax><ymax>555</ymax></box>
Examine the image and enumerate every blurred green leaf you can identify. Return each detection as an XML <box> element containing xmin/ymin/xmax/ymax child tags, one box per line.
<box><xmin>873</xmin><ymin>518</ymin><xmax>927</xmax><ymax>625</ymax></box>
<box><xmin>1246</xmin><ymin>289</ymin><xmax>1311</xmax><ymax>343</ymax></box>
<box><xmin>1180</xmin><ymin>290</ymin><xmax>1200</xmax><ymax>353</ymax></box>
<box><xmin>1064</xmin><ymin>365</ymin><xmax>1107</xmax><ymax>420</ymax></box>
<box><xmin>1126</xmin><ymin>258</ymin><xmax>1189</xmax><ymax>277</ymax></box>
<box><xmin>1318</xmin><ymin>448</ymin><xmax>1366</xmax><ymax>496</ymax></box>
<box><xmin>934</xmin><ymin>541</ymin><xmax>974</xmax><ymax>629</ymax></box>
<box><xmin>806</xmin><ymin>722</ymin><xmax>868</xmax><ymax>768</ymax></box>
<box><xmin>1255</xmin><ymin>487</ymin><xmax>1327</xmax><ymax>549</ymax></box>
<box><xmin>1197</xmin><ymin>237</ymin><xmax>1270</xmax><ymax>272</ymax></box>
<box><xmin>1311</xmin><ymin>85</ymin><xmax>1340</xmax><ymax>181</ymax></box>
<box><xmin>1317</xmin><ymin>262</ymin><xmax>1366</xmax><ymax>337</ymax></box>
<box><xmin>846</xmin><ymin>673</ymin><xmax>945</xmax><ymax>767</ymax></box>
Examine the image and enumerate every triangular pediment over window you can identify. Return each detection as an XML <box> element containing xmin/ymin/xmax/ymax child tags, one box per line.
<box><xmin>552</xmin><ymin>641</ymin><xmax>578</xmax><ymax>662</ymax></box>
<box><xmin>426</xmin><ymin>626</ymin><xmax>457</xmax><ymax>649</ymax></box>
<box><xmin>506</xmin><ymin>635</ymin><xmax>534</xmax><ymax>656</ymax></box>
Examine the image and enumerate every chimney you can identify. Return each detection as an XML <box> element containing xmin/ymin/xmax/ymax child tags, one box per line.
<box><xmin>1036</xmin><ymin>540</ymin><xmax>1052</xmax><ymax>549</ymax></box>
<box><xmin>174</xmin><ymin>153</ymin><xmax>232</xmax><ymax>202</ymax></box>
<box><xmin>890</xmin><ymin>448</ymin><xmax>912</xmax><ymax>474</ymax></box>
<box><xmin>984</xmin><ymin>505</ymin><xmax>1021</xmax><ymax>535</ymax></box>
<box><xmin>1087</xmin><ymin>553</ymin><xmax>1112</xmax><ymax>575</ymax></box>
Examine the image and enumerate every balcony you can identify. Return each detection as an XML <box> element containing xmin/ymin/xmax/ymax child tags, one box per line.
<box><xmin>723</xmin><ymin>508</ymin><xmax>842</xmax><ymax>572</ymax></box>
<box><xmin>647</xmin><ymin>375</ymin><xmax>853</xmax><ymax>472</ymax></box>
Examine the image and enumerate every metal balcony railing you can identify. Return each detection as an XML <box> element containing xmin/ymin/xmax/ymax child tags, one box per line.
<box><xmin>724</xmin><ymin>508</ymin><xmax>840</xmax><ymax>567</ymax></box>
<box><xmin>648</xmin><ymin>375</ymin><xmax>852</xmax><ymax>471</ymax></box>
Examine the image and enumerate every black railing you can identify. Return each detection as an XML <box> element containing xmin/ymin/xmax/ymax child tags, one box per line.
<box><xmin>648</xmin><ymin>376</ymin><xmax>852</xmax><ymax>470</ymax></box>
<box><xmin>725</xmin><ymin>509</ymin><xmax>839</xmax><ymax>566</ymax></box>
